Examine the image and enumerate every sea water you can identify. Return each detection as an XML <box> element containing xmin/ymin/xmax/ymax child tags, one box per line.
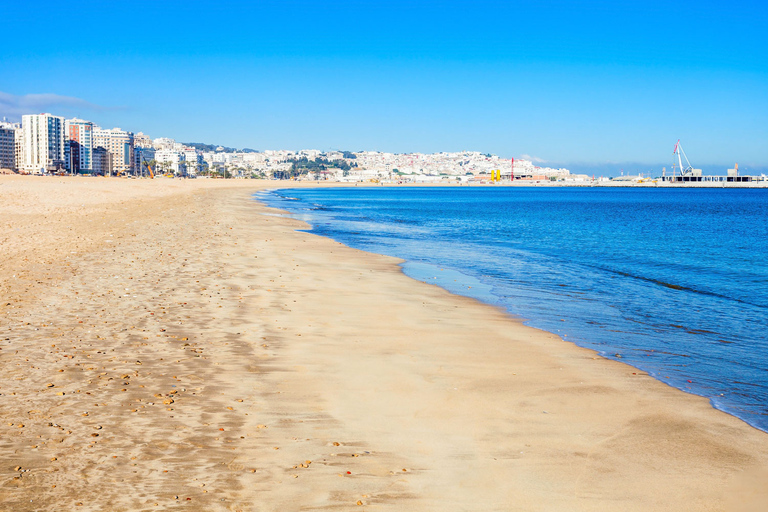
<box><xmin>257</xmin><ymin>186</ymin><xmax>768</xmax><ymax>431</ymax></box>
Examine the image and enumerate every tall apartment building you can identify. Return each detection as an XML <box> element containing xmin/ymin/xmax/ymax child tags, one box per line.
<box><xmin>65</xmin><ymin>118</ymin><xmax>94</xmax><ymax>173</ymax></box>
<box><xmin>20</xmin><ymin>113</ymin><xmax>66</xmax><ymax>173</ymax></box>
<box><xmin>0</xmin><ymin>122</ymin><xmax>18</xmax><ymax>171</ymax></box>
<box><xmin>93</xmin><ymin>127</ymin><xmax>134</xmax><ymax>175</ymax></box>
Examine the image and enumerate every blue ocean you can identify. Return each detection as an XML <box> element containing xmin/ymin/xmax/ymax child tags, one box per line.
<box><xmin>257</xmin><ymin>187</ymin><xmax>768</xmax><ymax>431</ymax></box>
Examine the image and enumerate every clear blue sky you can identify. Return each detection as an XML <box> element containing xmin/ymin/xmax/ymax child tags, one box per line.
<box><xmin>2</xmin><ymin>0</ymin><xmax>766</xmax><ymax>174</ymax></box>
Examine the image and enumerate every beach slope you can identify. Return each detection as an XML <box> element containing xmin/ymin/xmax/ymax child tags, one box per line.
<box><xmin>1</xmin><ymin>176</ymin><xmax>767</xmax><ymax>511</ymax></box>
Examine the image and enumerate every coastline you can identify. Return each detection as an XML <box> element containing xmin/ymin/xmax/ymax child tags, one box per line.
<box><xmin>2</xmin><ymin>176</ymin><xmax>767</xmax><ymax>511</ymax></box>
<box><xmin>264</xmin><ymin>185</ymin><xmax>768</xmax><ymax>433</ymax></box>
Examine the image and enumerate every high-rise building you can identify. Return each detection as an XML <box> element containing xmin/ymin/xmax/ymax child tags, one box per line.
<box><xmin>0</xmin><ymin>121</ymin><xmax>18</xmax><ymax>171</ymax></box>
<box><xmin>93</xmin><ymin>127</ymin><xmax>135</xmax><ymax>175</ymax></box>
<box><xmin>65</xmin><ymin>118</ymin><xmax>94</xmax><ymax>173</ymax></box>
<box><xmin>20</xmin><ymin>113</ymin><xmax>66</xmax><ymax>173</ymax></box>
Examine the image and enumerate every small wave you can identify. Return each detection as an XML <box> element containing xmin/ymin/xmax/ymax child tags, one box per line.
<box><xmin>595</xmin><ymin>266</ymin><xmax>767</xmax><ymax>309</ymax></box>
<box><xmin>668</xmin><ymin>324</ymin><xmax>724</xmax><ymax>336</ymax></box>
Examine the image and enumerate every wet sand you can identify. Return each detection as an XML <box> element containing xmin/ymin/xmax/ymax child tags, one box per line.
<box><xmin>1</xmin><ymin>175</ymin><xmax>767</xmax><ymax>511</ymax></box>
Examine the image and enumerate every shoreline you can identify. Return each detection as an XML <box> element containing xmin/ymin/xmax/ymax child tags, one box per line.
<box><xmin>263</xmin><ymin>185</ymin><xmax>768</xmax><ymax>434</ymax></box>
<box><xmin>2</xmin><ymin>176</ymin><xmax>768</xmax><ymax>510</ymax></box>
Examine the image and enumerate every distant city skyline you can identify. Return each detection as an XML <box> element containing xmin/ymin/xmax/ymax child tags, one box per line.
<box><xmin>2</xmin><ymin>0</ymin><xmax>766</xmax><ymax>175</ymax></box>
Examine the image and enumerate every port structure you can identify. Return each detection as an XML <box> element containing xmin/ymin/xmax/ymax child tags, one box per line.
<box><xmin>671</xmin><ymin>139</ymin><xmax>694</xmax><ymax>179</ymax></box>
<box><xmin>661</xmin><ymin>141</ymin><xmax>762</xmax><ymax>184</ymax></box>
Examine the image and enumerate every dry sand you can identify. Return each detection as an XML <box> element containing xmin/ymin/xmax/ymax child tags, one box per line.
<box><xmin>1</xmin><ymin>175</ymin><xmax>767</xmax><ymax>511</ymax></box>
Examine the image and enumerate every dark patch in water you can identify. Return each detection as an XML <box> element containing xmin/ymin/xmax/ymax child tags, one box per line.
<box><xmin>599</xmin><ymin>266</ymin><xmax>766</xmax><ymax>309</ymax></box>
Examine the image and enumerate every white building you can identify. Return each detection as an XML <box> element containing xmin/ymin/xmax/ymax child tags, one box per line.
<box><xmin>182</xmin><ymin>147</ymin><xmax>202</xmax><ymax>176</ymax></box>
<box><xmin>64</xmin><ymin>118</ymin><xmax>94</xmax><ymax>173</ymax></box>
<box><xmin>298</xmin><ymin>149</ymin><xmax>322</xmax><ymax>159</ymax></box>
<box><xmin>155</xmin><ymin>149</ymin><xmax>186</xmax><ymax>176</ymax></box>
<box><xmin>20</xmin><ymin>113</ymin><xmax>66</xmax><ymax>173</ymax></box>
<box><xmin>152</xmin><ymin>137</ymin><xmax>184</xmax><ymax>151</ymax></box>
<box><xmin>202</xmin><ymin>151</ymin><xmax>228</xmax><ymax>166</ymax></box>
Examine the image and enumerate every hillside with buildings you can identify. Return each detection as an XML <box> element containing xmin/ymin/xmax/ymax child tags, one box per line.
<box><xmin>0</xmin><ymin>112</ymin><xmax>583</xmax><ymax>182</ymax></box>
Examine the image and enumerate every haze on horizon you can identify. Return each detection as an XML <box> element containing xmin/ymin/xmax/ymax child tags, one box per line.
<box><xmin>2</xmin><ymin>0</ymin><xmax>766</xmax><ymax>175</ymax></box>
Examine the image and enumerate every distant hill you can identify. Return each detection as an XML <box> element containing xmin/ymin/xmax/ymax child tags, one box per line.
<box><xmin>182</xmin><ymin>142</ymin><xmax>260</xmax><ymax>154</ymax></box>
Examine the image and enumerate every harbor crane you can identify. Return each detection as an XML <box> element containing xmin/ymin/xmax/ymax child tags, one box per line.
<box><xmin>671</xmin><ymin>140</ymin><xmax>694</xmax><ymax>179</ymax></box>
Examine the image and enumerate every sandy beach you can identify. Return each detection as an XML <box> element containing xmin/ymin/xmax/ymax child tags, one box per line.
<box><xmin>1</xmin><ymin>176</ymin><xmax>767</xmax><ymax>512</ymax></box>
